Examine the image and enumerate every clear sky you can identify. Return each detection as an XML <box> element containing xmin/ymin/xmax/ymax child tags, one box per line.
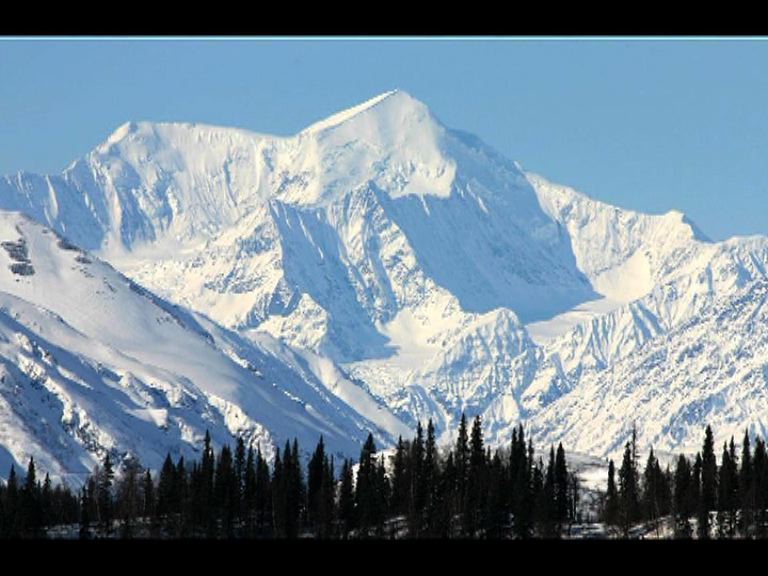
<box><xmin>1</xmin><ymin>38</ymin><xmax>767</xmax><ymax>240</ymax></box>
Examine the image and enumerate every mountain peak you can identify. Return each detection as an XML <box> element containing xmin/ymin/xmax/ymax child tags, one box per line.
<box><xmin>301</xmin><ymin>89</ymin><xmax>430</xmax><ymax>135</ymax></box>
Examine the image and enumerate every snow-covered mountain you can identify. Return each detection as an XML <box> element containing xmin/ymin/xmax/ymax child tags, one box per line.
<box><xmin>2</xmin><ymin>89</ymin><xmax>768</xmax><ymax>470</ymax></box>
<box><xmin>0</xmin><ymin>212</ymin><xmax>408</xmax><ymax>480</ymax></box>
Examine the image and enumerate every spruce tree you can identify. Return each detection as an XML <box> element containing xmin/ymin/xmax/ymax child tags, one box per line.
<box><xmin>338</xmin><ymin>458</ymin><xmax>355</xmax><ymax>538</ymax></box>
<box><xmin>642</xmin><ymin>448</ymin><xmax>658</xmax><ymax>528</ymax></box>
<box><xmin>717</xmin><ymin>443</ymin><xmax>731</xmax><ymax>538</ymax></box>
<box><xmin>271</xmin><ymin>447</ymin><xmax>285</xmax><ymax>537</ymax></box>
<box><xmin>374</xmin><ymin>454</ymin><xmax>389</xmax><ymax>536</ymax></box>
<box><xmin>355</xmin><ymin>433</ymin><xmax>378</xmax><ymax>537</ymax></box>
<box><xmin>256</xmin><ymin>445</ymin><xmax>271</xmax><ymax>534</ymax></box>
<box><xmin>423</xmin><ymin>419</ymin><xmax>439</xmax><ymax>535</ymax></box>
<box><xmin>214</xmin><ymin>444</ymin><xmax>236</xmax><ymax>537</ymax></box>
<box><xmin>78</xmin><ymin>484</ymin><xmax>91</xmax><ymax>540</ymax></box>
<box><xmin>617</xmin><ymin>441</ymin><xmax>639</xmax><ymax>536</ymax></box>
<box><xmin>604</xmin><ymin>459</ymin><xmax>619</xmax><ymax>529</ymax></box>
<box><xmin>288</xmin><ymin>438</ymin><xmax>306</xmax><ymax>536</ymax></box>
<box><xmin>532</xmin><ymin>458</ymin><xmax>548</xmax><ymax>537</ymax></box>
<box><xmin>455</xmin><ymin>413</ymin><xmax>469</xmax><ymax>526</ymax></box>
<box><xmin>554</xmin><ymin>443</ymin><xmax>569</xmax><ymax>531</ymax></box>
<box><xmin>691</xmin><ymin>452</ymin><xmax>703</xmax><ymax>538</ymax></box>
<box><xmin>21</xmin><ymin>456</ymin><xmax>41</xmax><ymax>538</ymax></box>
<box><xmin>156</xmin><ymin>453</ymin><xmax>176</xmax><ymax>522</ymax></box>
<box><xmin>200</xmin><ymin>430</ymin><xmax>215</xmax><ymax>536</ymax></box>
<box><xmin>116</xmin><ymin>457</ymin><xmax>143</xmax><ymax>539</ymax></box>
<box><xmin>542</xmin><ymin>447</ymin><xmax>557</xmax><ymax>537</ymax></box>
<box><xmin>243</xmin><ymin>444</ymin><xmax>256</xmax><ymax>535</ymax></box>
<box><xmin>307</xmin><ymin>435</ymin><xmax>326</xmax><ymax>532</ymax></box>
<box><xmin>752</xmin><ymin>437</ymin><xmax>767</xmax><ymax>537</ymax></box>
<box><xmin>409</xmin><ymin>421</ymin><xmax>425</xmax><ymax>536</ymax></box>
<box><xmin>727</xmin><ymin>436</ymin><xmax>739</xmax><ymax>536</ymax></box>
<box><xmin>512</xmin><ymin>438</ymin><xmax>534</xmax><ymax>538</ymax></box>
<box><xmin>317</xmin><ymin>454</ymin><xmax>335</xmax><ymax>539</ymax></box>
<box><xmin>463</xmin><ymin>415</ymin><xmax>485</xmax><ymax>537</ymax></box>
<box><xmin>234</xmin><ymin>436</ymin><xmax>246</xmax><ymax>522</ymax></box>
<box><xmin>40</xmin><ymin>472</ymin><xmax>52</xmax><ymax>530</ymax></box>
<box><xmin>438</xmin><ymin>451</ymin><xmax>456</xmax><ymax>538</ymax></box>
<box><xmin>739</xmin><ymin>429</ymin><xmax>753</xmax><ymax>536</ymax></box>
<box><xmin>483</xmin><ymin>450</ymin><xmax>505</xmax><ymax>538</ymax></box>
<box><xmin>699</xmin><ymin>425</ymin><xmax>717</xmax><ymax>539</ymax></box>
<box><xmin>390</xmin><ymin>436</ymin><xmax>409</xmax><ymax>518</ymax></box>
<box><xmin>97</xmin><ymin>453</ymin><xmax>114</xmax><ymax>535</ymax></box>
<box><xmin>673</xmin><ymin>454</ymin><xmax>692</xmax><ymax>538</ymax></box>
<box><xmin>142</xmin><ymin>469</ymin><xmax>156</xmax><ymax>526</ymax></box>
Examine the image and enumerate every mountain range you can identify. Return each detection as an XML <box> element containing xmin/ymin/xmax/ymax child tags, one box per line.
<box><xmin>2</xmin><ymin>89</ymin><xmax>767</xmax><ymax>476</ymax></box>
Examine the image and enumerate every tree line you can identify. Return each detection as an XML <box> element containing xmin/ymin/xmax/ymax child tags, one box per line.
<box><xmin>601</xmin><ymin>424</ymin><xmax>768</xmax><ymax>538</ymax></box>
<box><xmin>0</xmin><ymin>415</ymin><xmax>582</xmax><ymax>538</ymax></box>
<box><xmin>4</xmin><ymin>417</ymin><xmax>767</xmax><ymax>538</ymax></box>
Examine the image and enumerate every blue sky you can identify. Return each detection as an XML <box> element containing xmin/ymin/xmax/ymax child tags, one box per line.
<box><xmin>1</xmin><ymin>38</ymin><xmax>767</xmax><ymax>240</ymax></box>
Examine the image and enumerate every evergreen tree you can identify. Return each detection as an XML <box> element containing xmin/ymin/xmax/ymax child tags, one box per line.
<box><xmin>409</xmin><ymin>421</ymin><xmax>425</xmax><ymax>536</ymax></box>
<box><xmin>389</xmin><ymin>436</ymin><xmax>409</xmax><ymax>518</ymax></box>
<box><xmin>200</xmin><ymin>430</ymin><xmax>215</xmax><ymax>536</ymax></box>
<box><xmin>483</xmin><ymin>450</ymin><xmax>505</xmax><ymax>538</ymax></box>
<box><xmin>726</xmin><ymin>437</ymin><xmax>739</xmax><ymax>536</ymax></box>
<box><xmin>641</xmin><ymin>448</ymin><xmax>657</xmax><ymax>524</ymax></box>
<box><xmin>739</xmin><ymin>429</ymin><xmax>753</xmax><ymax>536</ymax></box>
<box><xmin>512</xmin><ymin>439</ymin><xmax>534</xmax><ymax>538</ymax></box>
<box><xmin>617</xmin><ymin>441</ymin><xmax>639</xmax><ymax>536</ymax></box>
<box><xmin>234</xmin><ymin>436</ymin><xmax>246</xmax><ymax>522</ymax></box>
<box><xmin>464</xmin><ymin>415</ymin><xmax>486</xmax><ymax>537</ymax></box>
<box><xmin>78</xmin><ymin>484</ymin><xmax>91</xmax><ymax>540</ymax></box>
<box><xmin>673</xmin><ymin>454</ymin><xmax>692</xmax><ymax>538</ymax></box>
<box><xmin>511</xmin><ymin>426</ymin><xmax>532</xmax><ymax>538</ymax></box>
<box><xmin>454</xmin><ymin>413</ymin><xmax>469</xmax><ymax>526</ymax></box>
<box><xmin>316</xmin><ymin>454</ymin><xmax>335</xmax><ymax>539</ymax></box>
<box><xmin>116</xmin><ymin>456</ymin><xmax>143</xmax><ymax>539</ymax></box>
<box><xmin>40</xmin><ymin>472</ymin><xmax>52</xmax><ymax>529</ymax></box>
<box><xmin>271</xmin><ymin>446</ymin><xmax>285</xmax><ymax>537</ymax></box>
<box><xmin>214</xmin><ymin>444</ymin><xmax>237</xmax><ymax>537</ymax></box>
<box><xmin>243</xmin><ymin>444</ymin><xmax>256</xmax><ymax>535</ymax></box>
<box><xmin>752</xmin><ymin>437</ymin><xmax>768</xmax><ymax>537</ymax></box>
<box><xmin>355</xmin><ymin>433</ymin><xmax>379</xmax><ymax>537</ymax></box>
<box><xmin>374</xmin><ymin>454</ymin><xmax>390</xmax><ymax>537</ymax></box>
<box><xmin>176</xmin><ymin>456</ymin><xmax>190</xmax><ymax>537</ymax></box>
<box><xmin>541</xmin><ymin>448</ymin><xmax>557</xmax><ymax>537</ymax></box>
<box><xmin>604</xmin><ymin>459</ymin><xmax>619</xmax><ymax>529</ymax></box>
<box><xmin>532</xmin><ymin>458</ymin><xmax>548</xmax><ymax>537</ymax></box>
<box><xmin>254</xmin><ymin>445</ymin><xmax>271</xmax><ymax>534</ymax></box>
<box><xmin>156</xmin><ymin>453</ymin><xmax>177</xmax><ymax>523</ymax></box>
<box><xmin>307</xmin><ymin>435</ymin><xmax>326</xmax><ymax>532</ymax></box>
<box><xmin>691</xmin><ymin>452</ymin><xmax>703</xmax><ymax>538</ymax></box>
<box><xmin>338</xmin><ymin>458</ymin><xmax>355</xmax><ymax>538</ymax></box>
<box><xmin>97</xmin><ymin>453</ymin><xmax>114</xmax><ymax>534</ymax></box>
<box><xmin>717</xmin><ymin>442</ymin><xmax>731</xmax><ymax>538</ymax></box>
<box><xmin>554</xmin><ymin>443</ymin><xmax>569</xmax><ymax>531</ymax></box>
<box><xmin>20</xmin><ymin>456</ymin><xmax>41</xmax><ymax>538</ymax></box>
<box><xmin>699</xmin><ymin>425</ymin><xmax>717</xmax><ymax>539</ymax></box>
<box><xmin>423</xmin><ymin>419</ymin><xmax>439</xmax><ymax>535</ymax></box>
<box><xmin>568</xmin><ymin>472</ymin><xmax>580</xmax><ymax>532</ymax></box>
<box><xmin>287</xmin><ymin>438</ymin><xmax>305</xmax><ymax>537</ymax></box>
<box><xmin>142</xmin><ymin>469</ymin><xmax>156</xmax><ymax>523</ymax></box>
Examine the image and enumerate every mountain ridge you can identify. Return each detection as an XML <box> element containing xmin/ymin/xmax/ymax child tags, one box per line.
<box><xmin>1</xmin><ymin>90</ymin><xmax>766</xmax><ymax>469</ymax></box>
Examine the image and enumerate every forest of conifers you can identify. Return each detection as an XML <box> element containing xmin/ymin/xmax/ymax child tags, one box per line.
<box><xmin>0</xmin><ymin>415</ymin><xmax>765</xmax><ymax>539</ymax></box>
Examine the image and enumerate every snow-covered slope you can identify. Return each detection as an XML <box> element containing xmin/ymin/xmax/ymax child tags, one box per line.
<box><xmin>0</xmin><ymin>212</ymin><xmax>406</xmax><ymax>479</ymax></box>
<box><xmin>3</xmin><ymin>89</ymin><xmax>768</xmax><ymax>465</ymax></box>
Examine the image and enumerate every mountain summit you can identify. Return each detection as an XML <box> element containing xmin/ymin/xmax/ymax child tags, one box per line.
<box><xmin>1</xmin><ymin>92</ymin><xmax>767</xmax><ymax>473</ymax></box>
